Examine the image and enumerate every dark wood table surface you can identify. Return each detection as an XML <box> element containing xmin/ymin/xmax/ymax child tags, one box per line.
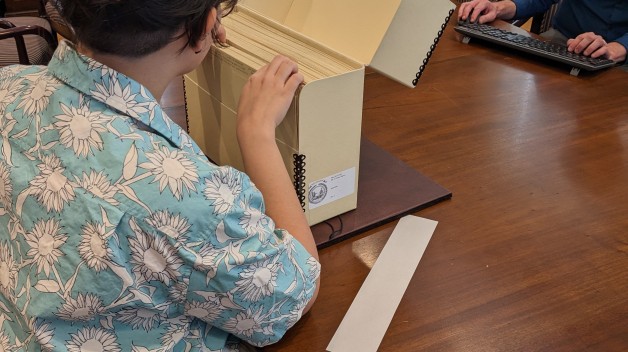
<box><xmin>162</xmin><ymin>19</ymin><xmax>628</xmax><ymax>352</ymax></box>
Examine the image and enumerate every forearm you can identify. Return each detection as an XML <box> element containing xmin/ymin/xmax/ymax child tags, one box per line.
<box><xmin>238</xmin><ymin>129</ymin><xmax>319</xmax><ymax>261</ymax></box>
<box><xmin>239</xmin><ymin>130</ymin><xmax>320</xmax><ymax>313</ymax></box>
<box><xmin>235</xmin><ymin>54</ymin><xmax>320</xmax><ymax>313</ymax></box>
<box><xmin>495</xmin><ymin>0</ymin><xmax>517</xmax><ymax>20</ymax></box>
<box><xmin>608</xmin><ymin>42</ymin><xmax>627</xmax><ymax>64</ymax></box>
<box><xmin>612</xmin><ymin>33</ymin><xmax>628</xmax><ymax>64</ymax></box>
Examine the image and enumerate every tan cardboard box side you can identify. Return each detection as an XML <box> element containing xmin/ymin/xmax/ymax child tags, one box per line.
<box><xmin>183</xmin><ymin>0</ymin><xmax>455</xmax><ymax>224</ymax></box>
<box><xmin>184</xmin><ymin>17</ymin><xmax>364</xmax><ymax>225</ymax></box>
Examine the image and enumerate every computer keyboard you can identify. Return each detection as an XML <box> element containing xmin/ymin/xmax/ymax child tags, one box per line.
<box><xmin>454</xmin><ymin>21</ymin><xmax>616</xmax><ymax>75</ymax></box>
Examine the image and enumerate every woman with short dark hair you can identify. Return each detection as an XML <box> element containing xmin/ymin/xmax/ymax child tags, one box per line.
<box><xmin>0</xmin><ymin>0</ymin><xmax>319</xmax><ymax>350</ymax></box>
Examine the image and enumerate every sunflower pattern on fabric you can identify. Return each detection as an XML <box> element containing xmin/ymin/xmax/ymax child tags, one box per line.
<box><xmin>0</xmin><ymin>40</ymin><xmax>320</xmax><ymax>352</ymax></box>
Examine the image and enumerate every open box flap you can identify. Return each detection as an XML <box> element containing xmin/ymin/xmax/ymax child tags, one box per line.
<box><xmin>238</xmin><ymin>0</ymin><xmax>455</xmax><ymax>87</ymax></box>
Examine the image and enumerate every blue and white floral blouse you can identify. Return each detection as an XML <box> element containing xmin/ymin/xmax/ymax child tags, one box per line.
<box><xmin>0</xmin><ymin>40</ymin><xmax>320</xmax><ymax>351</ymax></box>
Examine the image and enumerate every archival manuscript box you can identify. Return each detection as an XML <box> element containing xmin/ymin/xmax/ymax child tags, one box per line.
<box><xmin>183</xmin><ymin>0</ymin><xmax>455</xmax><ymax>225</ymax></box>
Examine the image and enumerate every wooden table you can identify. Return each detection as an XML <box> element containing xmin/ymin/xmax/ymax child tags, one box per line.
<box><xmin>260</xmin><ymin>20</ymin><xmax>628</xmax><ymax>351</ymax></box>
<box><xmin>160</xmin><ymin>17</ymin><xmax>628</xmax><ymax>352</ymax></box>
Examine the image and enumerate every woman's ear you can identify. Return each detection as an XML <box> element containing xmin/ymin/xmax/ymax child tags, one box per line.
<box><xmin>191</xmin><ymin>7</ymin><xmax>218</xmax><ymax>52</ymax></box>
<box><xmin>205</xmin><ymin>7</ymin><xmax>219</xmax><ymax>38</ymax></box>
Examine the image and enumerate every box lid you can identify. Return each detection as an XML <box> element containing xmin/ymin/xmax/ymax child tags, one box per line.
<box><xmin>238</xmin><ymin>0</ymin><xmax>456</xmax><ymax>87</ymax></box>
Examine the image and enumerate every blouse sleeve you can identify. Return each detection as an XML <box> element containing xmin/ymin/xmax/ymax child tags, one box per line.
<box><xmin>181</xmin><ymin>166</ymin><xmax>320</xmax><ymax>347</ymax></box>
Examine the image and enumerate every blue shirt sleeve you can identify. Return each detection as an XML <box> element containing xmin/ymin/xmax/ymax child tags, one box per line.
<box><xmin>511</xmin><ymin>0</ymin><xmax>561</xmax><ymax>20</ymax></box>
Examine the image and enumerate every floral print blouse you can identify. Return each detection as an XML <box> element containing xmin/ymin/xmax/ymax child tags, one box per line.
<box><xmin>0</xmin><ymin>41</ymin><xmax>320</xmax><ymax>351</ymax></box>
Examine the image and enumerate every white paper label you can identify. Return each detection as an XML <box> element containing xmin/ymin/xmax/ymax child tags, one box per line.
<box><xmin>307</xmin><ymin>167</ymin><xmax>356</xmax><ymax>210</ymax></box>
<box><xmin>327</xmin><ymin>216</ymin><xmax>438</xmax><ymax>352</ymax></box>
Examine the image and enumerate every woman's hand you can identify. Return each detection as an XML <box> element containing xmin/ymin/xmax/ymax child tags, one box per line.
<box><xmin>237</xmin><ymin>55</ymin><xmax>304</xmax><ymax>140</ymax></box>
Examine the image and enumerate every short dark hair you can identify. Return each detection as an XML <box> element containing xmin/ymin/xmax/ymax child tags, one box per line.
<box><xmin>56</xmin><ymin>0</ymin><xmax>237</xmax><ymax>57</ymax></box>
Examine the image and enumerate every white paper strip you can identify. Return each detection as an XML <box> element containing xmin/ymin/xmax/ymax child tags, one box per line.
<box><xmin>327</xmin><ymin>215</ymin><xmax>438</xmax><ymax>352</ymax></box>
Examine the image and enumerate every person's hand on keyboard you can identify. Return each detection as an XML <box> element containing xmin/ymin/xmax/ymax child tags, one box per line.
<box><xmin>567</xmin><ymin>32</ymin><xmax>628</xmax><ymax>63</ymax></box>
<box><xmin>458</xmin><ymin>0</ymin><xmax>516</xmax><ymax>24</ymax></box>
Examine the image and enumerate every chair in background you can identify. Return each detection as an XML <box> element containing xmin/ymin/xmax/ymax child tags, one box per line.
<box><xmin>526</xmin><ymin>1</ymin><xmax>562</xmax><ymax>34</ymax></box>
<box><xmin>0</xmin><ymin>16</ymin><xmax>55</xmax><ymax>66</ymax></box>
<box><xmin>0</xmin><ymin>0</ymin><xmax>73</xmax><ymax>67</ymax></box>
<box><xmin>42</xmin><ymin>0</ymin><xmax>73</xmax><ymax>42</ymax></box>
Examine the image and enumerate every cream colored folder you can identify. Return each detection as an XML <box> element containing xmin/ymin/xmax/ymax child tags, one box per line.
<box><xmin>238</xmin><ymin>0</ymin><xmax>456</xmax><ymax>87</ymax></box>
<box><xmin>184</xmin><ymin>0</ymin><xmax>455</xmax><ymax>225</ymax></box>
